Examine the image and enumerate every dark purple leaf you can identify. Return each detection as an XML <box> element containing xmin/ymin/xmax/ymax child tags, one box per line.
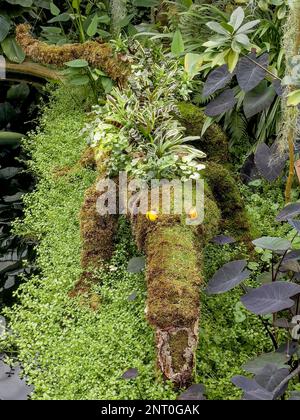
<box><xmin>254</xmin><ymin>142</ymin><xmax>287</xmax><ymax>182</ymax></box>
<box><xmin>231</xmin><ymin>376</ymin><xmax>273</xmax><ymax>400</ymax></box>
<box><xmin>241</xmin><ymin>281</ymin><xmax>300</xmax><ymax>315</ymax></box>
<box><xmin>121</xmin><ymin>368</ymin><xmax>139</xmax><ymax>380</ymax></box>
<box><xmin>282</xmin><ymin>250</ymin><xmax>300</xmax><ymax>263</ymax></box>
<box><xmin>255</xmin><ymin>364</ymin><xmax>289</xmax><ymax>397</ymax></box>
<box><xmin>289</xmin><ymin>219</ymin><xmax>300</xmax><ymax>234</ymax></box>
<box><xmin>276</xmin><ymin>203</ymin><xmax>300</xmax><ymax>221</ymax></box>
<box><xmin>243</xmin><ymin>352</ymin><xmax>290</xmax><ymax>374</ymax></box>
<box><xmin>273</xmin><ymin>318</ymin><xmax>293</xmax><ymax>329</ymax></box>
<box><xmin>243</xmin><ymin>81</ymin><xmax>276</xmax><ymax>118</ymax></box>
<box><xmin>280</xmin><ymin>260</ymin><xmax>300</xmax><ymax>273</ymax></box>
<box><xmin>289</xmin><ymin>391</ymin><xmax>300</xmax><ymax>400</ymax></box>
<box><xmin>0</xmin><ymin>360</ymin><xmax>33</xmax><ymax>400</ymax></box>
<box><xmin>252</xmin><ymin>236</ymin><xmax>291</xmax><ymax>251</ymax></box>
<box><xmin>128</xmin><ymin>291</ymin><xmax>138</xmax><ymax>301</ymax></box>
<box><xmin>205</xmin><ymin>89</ymin><xmax>237</xmax><ymax>117</ymax></box>
<box><xmin>203</xmin><ymin>64</ymin><xmax>233</xmax><ymax>97</ymax></box>
<box><xmin>272</xmin><ymin>79</ymin><xmax>283</xmax><ymax>96</ymax></box>
<box><xmin>211</xmin><ymin>235</ymin><xmax>236</xmax><ymax>245</ymax></box>
<box><xmin>236</xmin><ymin>52</ymin><xmax>269</xmax><ymax>92</ymax></box>
<box><xmin>178</xmin><ymin>384</ymin><xmax>206</xmax><ymax>400</ymax></box>
<box><xmin>206</xmin><ymin>260</ymin><xmax>250</xmax><ymax>295</ymax></box>
<box><xmin>277</xmin><ymin>341</ymin><xmax>299</xmax><ymax>357</ymax></box>
<box><xmin>127</xmin><ymin>257</ymin><xmax>145</xmax><ymax>273</ymax></box>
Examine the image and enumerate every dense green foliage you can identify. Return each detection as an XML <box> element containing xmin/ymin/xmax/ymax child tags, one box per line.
<box><xmin>0</xmin><ymin>86</ymin><xmax>286</xmax><ymax>400</ymax></box>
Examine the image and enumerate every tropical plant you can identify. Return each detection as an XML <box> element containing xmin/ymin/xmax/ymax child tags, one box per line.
<box><xmin>83</xmin><ymin>44</ymin><xmax>206</xmax><ymax>180</ymax></box>
<box><xmin>183</xmin><ymin>1</ymin><xmax>288</xmax><ymax>152</ymax></box>
<box><xmin>205</xmin><ymin>201</ymin><xmax>300</xmax><ymax>400</ymax></box>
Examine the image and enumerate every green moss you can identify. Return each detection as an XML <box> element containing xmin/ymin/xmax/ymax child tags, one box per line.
<box><xmin>169</xmin><ymin>330</ymin><xmax>189</xmax><ymax>374</ymax></box>
<box><xmin>80</xmin><ymin>182</ymin><xmax>118</xmax><ymax>269</ymax></box>
<box><xmin>1</xmin><ymin>86</ymin><xmax>177</xmax><ymax>400</ymax></box>
<box><xmin>146</xmin><ymin>225</ymin><xmax>201</xmax><ymax>329</ymax></box>
<box><xmin>176</xmin><ymin>102</ymin><xmax>229</xmax><ymax>162</ymax></box>
<box><xmin>204</xmin><ymin>162</ymin><xmax>252</xmax><ymax>241</ymax></box>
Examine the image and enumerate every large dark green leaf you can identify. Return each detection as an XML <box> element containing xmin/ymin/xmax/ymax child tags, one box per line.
<box><xmin>1</xmin><ymin>37</ymin><xmax>25</xmax><ymax>63</ymax></box>
<box><xmin>0</xmin><ymin>102</ymin><xmax>17</xmax><ymax>126</ymax></box>
<box><xmin>0</xmin><ymin>16</ymin><xmax>11</xmax><ymax>43</ymax></box>
<box><xmin>0</xmin><ymin>132</ymin><xmax>23</xmax><ymax>146</ymax></box>
<box><xmin>5</xmin><ymin>0</ymin><xmax>33</xmax><ymax>6</ymax></box>
<box><xmin>7</xmin><ymin>83</ymin><xmax>30</xmax><ymax>101</ymax></box>
<box><xmin>132</xmin><ymin>0</ymin><xmax>159</xmax><ymax>6</ymax></box>
<box><xmin>243</xmin><ymin>81</ymin><xmax>276</xmax><ymax>118</ymax></box>
<box><xmin>252</xmin><ymin>236</ymin><xmax>291</xmax><ymax>251</ymax></box>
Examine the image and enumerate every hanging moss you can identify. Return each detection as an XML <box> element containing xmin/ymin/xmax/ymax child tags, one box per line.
<box><xmin>176</xmin><ymin>102</ymin><xmax>229</xmax><ymax>162</ymax></box>
<box><xmin>80</xmin><ymin>181</ymin><xmax>118</xmax><ymax>269</ymax></box>
<box><xmin>79</xmin><ymin>147</ymin><xmax>96</xmax><ymax>170</ymax></box>
<box><xmin>16</xmin><ymin>24</ymin><xmax>130</xmax><ymax>85</ymax></box>
<box><xmin>204</xmin><ymin>162</ymin><xmax>252</xmax><ymax>241</ymax></box>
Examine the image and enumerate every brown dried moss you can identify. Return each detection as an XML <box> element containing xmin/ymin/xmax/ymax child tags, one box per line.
<box><xmin>16</xmin><ymin>24</ymin><xmax>130</xmax><ymax>85</ymax></box>
<box><xmin>204</xmin><ymin>162</ymin><xmax>252</xmax><ymax>241</ymax></box>
<box><xmin>80</xmin><ymin>181</ymin><xmax>118</xmax><ymax>269</ymax></box>
<box><xmin>79</xmin><ymin>147</ymin><xmax>96</xmax><ymax>169</ymax></box>
<box><xmin>69</xmin><ymin>271</ymin><xmax>101</xmax><ymax>311</ymax></box>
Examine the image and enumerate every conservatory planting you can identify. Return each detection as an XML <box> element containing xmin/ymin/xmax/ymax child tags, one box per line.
<box><xmin>0</xmin><ymin>0</ymin><xmax>300</xmax><ymax>402</ymax></box>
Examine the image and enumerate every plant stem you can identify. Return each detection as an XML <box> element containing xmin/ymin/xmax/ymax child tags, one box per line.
<box><xmin>244</xmin><ymin>55</ymin><xmax>281</xmax><ymax>81</ymax></box>
<box><xmin>272</xmin><ymin>364</ymin><xmax>300</xmax><ymax>399</ymax></box>
<box><xmin>259</xmin><ymin>316</ymin><xmax>278</xmax><ymax>350</ymax></box>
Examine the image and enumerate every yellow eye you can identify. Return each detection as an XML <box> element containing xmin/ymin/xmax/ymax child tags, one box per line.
<box><xmin>146</xmin><ymin>210</ymin><xmax>158</xmax><ymax>222</ymax></box>
<box><xmin>188</xmin><ymin>207</ymin><xmax>198</xmax><ymax>220</ymax></box>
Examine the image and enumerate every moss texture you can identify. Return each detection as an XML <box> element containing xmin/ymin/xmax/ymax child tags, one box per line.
<box><xmin>176</xmin><ymin>102</ymin><xmax>229</xmax><ymax>162</ymax></box>
<box><xmin>204</xmin><ymin>162</ymin><xmax>252</xmax><ymax>241</ymax></box>
<box><xmin>79</xmin><ymin>147</ymin><xmax>96</xmax><ymax>170</ymax></box>
<box><xmin>16</xmin><ymin>24</ymin><xmax>129</xmax><ymax>85</ymax></box>
<box><xmin>145</xmin><ymin>224</ymin><xmax>201</xmax><ymax>329</ymax></box>
<box><xmin>80</xmin><ymin>181</ymin><xmax>118</xmax><ymax>269</ymax></box>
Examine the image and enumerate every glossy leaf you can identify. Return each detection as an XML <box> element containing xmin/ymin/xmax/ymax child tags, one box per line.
<box><xmin>205</xmin><ymin>89</ymin><xmax>237</xmax><ymax>117</ymax></box>
<box><xmin>203</xmin><ymin>64</ymin><xmax>233</xmax><ymax>97</ymax></box>
<box><xmin>184</xmin><ymin>53</ymin><xmax>203</xmax><ymax>79</ymax></box>
<box><xmin>254</xmin><ymin>142</ymin><xmax>287</xmax><ymax>182</ymax></box>
<box><xmin>243</xmin><ymin>81</ymin><xmax>276</xmax><ymax>118</ymax></box>
<box><xmin>289</xmin><ymin>219</ymin><xmax>300</xmax><ymax>234</ymax></box>
<box><xmin>121</xmin><ymin>368</ymin><xmax>138</xmax><ymax>380</ymax></box>
<box><xmin>0</xmin><ymin>16</ymin><xmax>11</xmax><ymax>43</ymax></box>
<box><xmin>231</xmin><ymin>375</ymin><xmax>273</xmax><ymax>400</ymax></box>
<box><xmin>255</xmin><ymin>364</ymin><xmax>289</xmax><ymax>395</ymax></box>
<box><xmin>252</xmin><ymin>236</ymin><xmax>291</xmax><ymax>251</ymax></box>
<box><xmin>241</xmin><ymin>281</ymin><xmax>300</xmax><ymax>315</ymax></box>
<box><xmin>243</xmin><ymin>352</ymin><xmax>290</xmax><ymax>374</ymax></box>
<box><xmin>127</xmin><ymin>256</ymin><xmax>145</xmax><ymax>273</ymax></box>
<box><xmin>236</xmin><ymin>53</ymin><xmax>269</xmax><ymax>92</ymax></box>
<box><xmin>1</xmin><ymin>37</ymin><xmax>25</xmax><ymax>64</ymax></box>
<box><xmin>206</xmin><ymin>260</ymin><xmax>250</xmax><ymax>295</ymax></box>
<box><xmin>276</xmin><ymin>203</ymin><xmax>300</xmax><ymax>221</ymax></box>
<box><xmin>229</xmin><ymin>7</ymin><xmax>244</xmax><ymax>31</ymax></box>
<box><xmin>178</xmin><ymin>384</ymin><xmax>206</xmax><ymax>400</ymax></box>
<box><xmin>211</xmin><ymin>235</ymin><xmax>236</xmax><ymax>245</ymax></box>
<box><xmin>171</xmin><ymin>30</ymin><xmax>184</xmax><ymax>56</ymax></box>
